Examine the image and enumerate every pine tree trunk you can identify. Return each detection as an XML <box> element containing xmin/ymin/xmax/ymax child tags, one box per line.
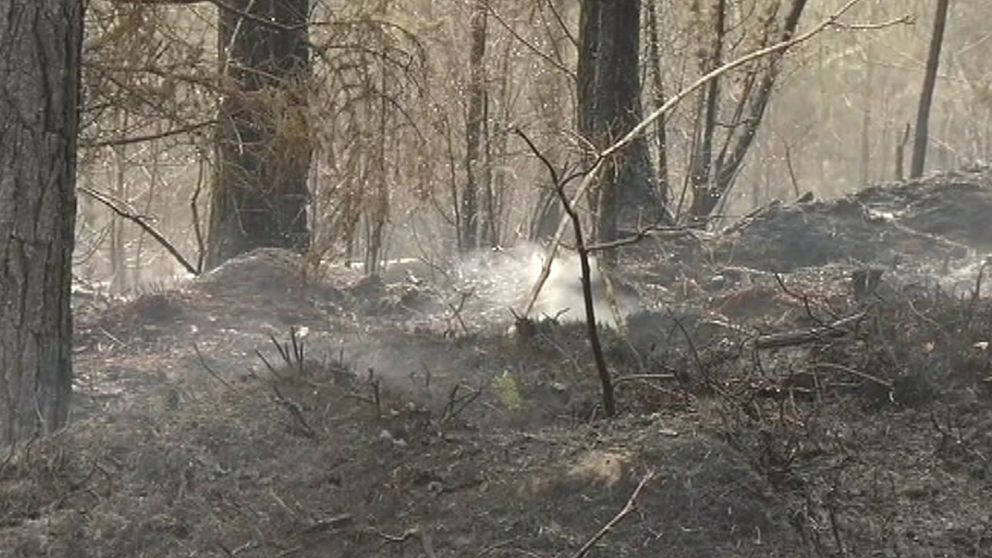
<box><xmin>0</xmin><ymin>0</ymin><xmax>83</xmax><ymax>446</ymax></box>
<box><xmin>207</xmin><ymin>0</ymin><xmax>312</xmax><ymax>268</ymax></box>
<box><xmin>578</xmin><ymin>0</ymin><xmax>663</xmax><ymax>249</ymax></box>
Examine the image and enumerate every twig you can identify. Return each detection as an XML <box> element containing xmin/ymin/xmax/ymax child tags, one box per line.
<box><xmin>82</xmin><ymin>119</ymin><xmax>216</xmax><ymax>148</ymax></box>
<box><xmin>830</xmin><ymin>14</ymin><xmax>914</xmax><ymax>30</ymax></box>
<box><xmin>371</xmin><ymin>527</ymin><xmax>438</xmax><ymax>558</ymax></box>
<box><xmin>441</xmin><ymin>383</ymin><xmax>484</xmax><ymax>423</ymax></box>
<box><xmin>774</xmin><ymin>272</ymin><xmax>832</xmax><ymax>325</ymax></box>
<box><xmin>966</xmin><ymin>259</ymin><xmax>988</xmax><ymax>328</ymax></box>
<box><xmin>192</xmin><ymin>342</ymin><xmax>234</xmax><ymax>389</ymax></box>
<box><xmin>255</xmin><ymin>349</ymin><xmax>281</xmax><ymax>379</ymax></box>
<box><xmin>79</xmin><ymin>186</ymin><xmax>199</xmax><ymax>276</ymax></box>
<box><xmin>569</xmin><ymin>470</ymin><xmax>656</xmax><ymax>558</ymax></box>
<box><xmin>813</xmin><ymin>362</ymin><xmax>893</xmax><ymax>390</ymax></box>
<box><xmin>446</xmin><ymin>290</ymin><xmax>473</xmax><ymax>336</ymax></box>
<box><xmin>270</xmin><ymin>383</ymin><xmax>317</xmax><ymax>439</ymax></box>
<box><xmin>670</xmin><ymin>311</ymin><xmax>706</xmax><ymax>382</ymax></box>
<box><xmin>584</xmin><ymin>225</ymin><xmax>696</xmax><ymax>252</ymax></box>
<box><xmin>613</xmin><ymin>373</ymin><xmax>677</xmax><ymax>387</ymax></box>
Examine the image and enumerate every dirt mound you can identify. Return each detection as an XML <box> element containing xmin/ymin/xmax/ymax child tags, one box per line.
<box><xmin>715</xmin><ymin>198</ymin><xmax>965</xmax><ymax>273</ymax></box>
<box><xmin>194</xmin><ymin>248</ymin><xmax>355</xmax><ymax>301</ymax></box>
<box><xmin>723</xmin><ymin>169</ymin><xmax>992</xmax><ymax>273</ymax></box>
<box><xmin>855</xmin><ymin>169</ymin><xmax>992</xmax><ymax>251</ymax></box>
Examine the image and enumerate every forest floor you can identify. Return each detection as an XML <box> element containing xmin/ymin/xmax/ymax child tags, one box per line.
<box><xmin>3</xmin><ymin>169</ymin><xmax>992</xmax><ymax>557</ymax></box>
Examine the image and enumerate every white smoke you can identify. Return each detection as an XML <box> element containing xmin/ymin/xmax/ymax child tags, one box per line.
<box><xmin>453</xmin><ymin>243</ymin><xmax>635</xmax><ymax>327</ymax></box>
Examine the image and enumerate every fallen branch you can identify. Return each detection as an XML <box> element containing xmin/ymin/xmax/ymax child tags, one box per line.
<box><xmin>613</xmin><ymin>373</ymin><xmax>677</xmax><ymax>387</ymax></box>
<box><xmin>754</xmin><ymin>311</ymin><xmax>867</xmax><ymax>350</ymax></box>
<box><xmin>192</xmin><ymin>342</ymin><xmax>234</xmax><ymax>389</ymax></box>
<box><xmin>570</xmin><ymin>469</ymin><xmax>656</xmax><ymax>558</ymax></box>
<box><xmin>813</xmin><ymin>362</ymin><xmax>893</xmax><ymax>390</ymax></box>
<box><xmin>370</xmin><ymin>527</ymin><xmax>438</xmax><ymax>558</ymax></box>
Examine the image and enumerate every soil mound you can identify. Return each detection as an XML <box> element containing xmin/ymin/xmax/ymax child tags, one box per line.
<box><xmin>193</xmin><ymin>248</ymin><xmax>356</xmax><ymax>302</ymax></box>
<box><xmin>855</xmin><ymin>169</ymin><xmax>992</xmax><ymax>251</ymax></box>
<box><xmin>722</xmin><ymin>169</ymin><xmax>992</xmax><ymax>274</ymax></box>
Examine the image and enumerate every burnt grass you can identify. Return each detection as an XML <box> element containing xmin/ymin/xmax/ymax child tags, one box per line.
<box><xmin>4</xmin><ymin>170</ymin><xmax>992</xmax><ymax>557</ymax></box>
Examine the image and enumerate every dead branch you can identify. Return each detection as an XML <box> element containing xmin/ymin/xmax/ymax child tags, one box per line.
<box><xmin>192</xmin><ymin>342</ymin><xmax>235</xmax><ymax>389</ymax></box>
<box><xmin>613</xmin><ymin>374</ymin><xmax>677</xmax><ymax>387</ymax></box>
<box><xmin>516</xmin><ymin>128</ymin><xmax>616</xmax><ymax>417</ymax></box>
<box><xmin>754</xmin><ymin>311</ymin><xmax>867</xmax><ymax>350</ymax></box>
<box><xmin>584</xmin><ymin>224</ymin><xmax>697</xmax><ymax>252</ymax></box>
<box><xmin>813</xmin><ymin>362</ymin><xmax>893</xmax><ymax>390</ymax></box>
<box><xmin>270</xmin><ymin>383</ymin><xmax>317</xmax><ymax>440</ymax></box>
<box><xmin>569</xmin><ymin>469</ymin><xmax>656</xmax><ymax>558</ymax></box>
<box><xmin>81</xmin><ymin>119</ymin><xmax>216</xmax><ymax>148</ymax></box>
<box><xmin>79</xmin><ymin>186</ymin><xmax>198</xmax><ymax>276</ymax></box>
<box><xmin>441</xmin><ymin>383</ymin><xmax>484</xmax><ymax>424</ymax></box>
<box><xmin>370</xmin><ymin>527</ymin><xmax>438</xmax><ymax>558</ymax></box>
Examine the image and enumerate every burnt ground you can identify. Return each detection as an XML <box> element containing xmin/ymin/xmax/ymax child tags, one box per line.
<box><xmin>3</xmin><ymin>169</ymin><xmax>992</xmax><ymax>557</ymax></box>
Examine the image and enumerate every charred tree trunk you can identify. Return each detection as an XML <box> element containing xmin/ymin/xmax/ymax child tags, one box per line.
<box><xmin>910</xmin><ymin>0</ymin><xmax>951</xmax><ymax>179</ymax></box>
<box><xmin>0</xmin><ymin>0</ymin><xmax>83</xmax><ymax>445</ymax></box>
<box><xmin>578</xmin><ymin>0</ymin><xmax>664</xmax><ymax>250</ymax></box>
<box><xmin>690</xmin><ymin>0</ymin><xmax>726</xmax><ymax>192</ymax></box>
<box><xmin>645</xmin><ymin>1</ymin><xmax>670</xmax><ymax>205</ymax></box>
<box><xmin>461</xmin><ymin>0</ymin><xmax>488</xmax><ymax>252</ymax></box>
<box><xmin>207</xmin><ymin>0</ymin><xmax>312</xmax><ymax>268</ymax></box>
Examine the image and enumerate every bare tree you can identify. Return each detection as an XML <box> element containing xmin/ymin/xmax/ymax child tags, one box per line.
<box><xmin>0</xmin><ymin>0</ymin><xmax>84</xmax><ymax>445</ymax></box>
<box><xmin>910</xmin><ymin>0</ymin><xmax>951</xmax><ymax>179</ymax></box>
<box><xmin>687</xmin><ymin>0</ymin><xmax>808</xmax><ymax>222</ymax></box>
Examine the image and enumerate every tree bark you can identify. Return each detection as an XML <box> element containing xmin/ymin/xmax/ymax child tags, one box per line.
<box><xmin>207</xmin><ymin>0</ymin><xmax>312</xmax><ymax>268</ymax></box>
<box><xmin>690</xmin><ymin>0</ymin><xmax>727</xmax><ymax>191</ymax></box>
<box><xmin>461</xmin><ymin>0</ymin><xmax>488</xmax><ymax>252</ymax></box>
<box><xmin>645</xmin><ymin>1</ymin><xmax>670</xmax><ymax>205</ymax></box>
<box><xmin>910</xmin><ymin>0</ymin><xmax>951</xmax><ymax>179</ymax></box>
<box><xmin>0</xmin><ymin>0</ymin><xmax>83</xmax><ymax>445</ymax></box>
<box><xmin>578</xmin><ymin>0</ymin><xmax>664</xmax><ymax>249</ymax></box>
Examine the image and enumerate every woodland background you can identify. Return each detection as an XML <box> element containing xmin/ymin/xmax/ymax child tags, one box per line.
<box><xmin>76</xmin><ymin>0</ymin><xmax>988</xmax><ymax>291</ymax></box>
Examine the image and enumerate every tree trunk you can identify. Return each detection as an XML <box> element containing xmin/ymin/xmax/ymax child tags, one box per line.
<box><xmin>578</xmin><ymin>0</ymin><xmax>663</xmax><ymax>249</ymax></box>
<box><xmin>690</xmin><ymin>0</ymin><xmax>727</xmax><ymax>191</ymax></box>
<box><xmin>645</xmin><ymin>1</ymin><xmax>670</xmax><ymax>205</ymax></box>
<box><xmin>0</xmin><ymin>0</ymin><xmax>83</xmax><ymax>446</ymax></box>
<box><xmin>461</xmin><ymin>0</ymin><xmax>488</xmax><ymax>252</ymax></box>
<box><xmin>910</xmin><ymin>0</ymin><xmax>951</xmax><ymax>179</ymax></box>
<box><xmin>111</xmin><ymin>109</ymin><xmax>129</xmax><ymax>291</ymax></box>
<box><xmin>207</xmin><ymin>0</ymin><xmax>312</xmax><ymax>268</ymax></box>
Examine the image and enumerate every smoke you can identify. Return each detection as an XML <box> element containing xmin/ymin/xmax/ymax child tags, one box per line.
<box><xmin>453</xmin><ymin>243</ymin><xmax>636</xmax><ymax>328</ymax></box>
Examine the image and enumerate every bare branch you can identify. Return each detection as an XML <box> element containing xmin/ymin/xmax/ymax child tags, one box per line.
<box><xmin>79</xmin><ymin>186</ymin><xmax>199</xmax><ymax>276</ymax></box>
<box><xmin>569</xmin><ymin>470</ymin><xmax>656</xmax><ymax>558</ymax></box>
